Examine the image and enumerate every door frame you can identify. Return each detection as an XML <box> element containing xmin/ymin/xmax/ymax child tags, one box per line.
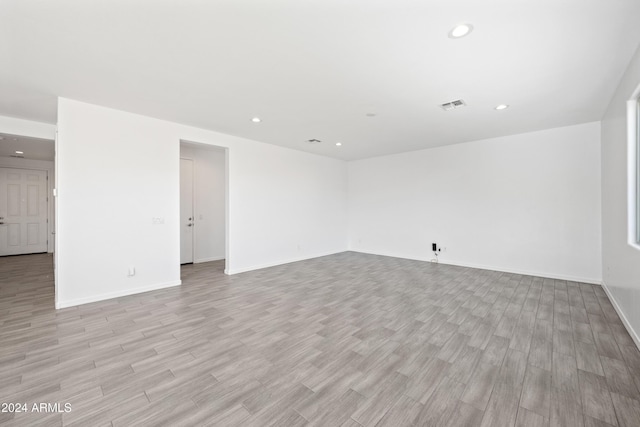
<box><xmin>178</xmin><ymin>140</ymin><xmax>229</xmax><ymax>274</ymax></box>
<box><xmin>180</xmin><ymin>156</ymin><xmax>195</xmax><ymax>264</ymax></box>
<box><xmin>0</xmin><ymin>162</ymin><xmax>54</xmax><ymax>254</ymax></box>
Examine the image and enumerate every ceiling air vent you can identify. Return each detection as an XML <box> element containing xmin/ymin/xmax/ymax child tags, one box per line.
<box><xmin>307</xmin><ymin>139</ymin><xmax>322</xmax><ymax>144</ymax></box>
<box><xmin>440</xmin><ymin>99</ymin><xmax>466</xmax><ymax>111</ymax></box>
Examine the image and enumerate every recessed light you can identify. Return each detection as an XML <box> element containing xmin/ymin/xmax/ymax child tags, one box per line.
<box><xmin>336</xmin><ymin>142</ymin><xmax>342</xmax><ymax>147</ymax></box>
<box><xmin>448</xmin><ymin>23</ymin><xmax>474</xmax><ymax>39</ymax></box>
<box><xmin>366</xmin><ymin>113</ymin><xmax>377</xmax><ymax>117</ymax></box>
<box><xmin>251</xmin><ymin>117</ymin><xmax>261</xmax><ymax>123</ymax></box>
<box><xmin>495</xmin><ymin>104</ymin><xmax>509</xmax><ymax>110</ymax></box>
<box><xmin>15</xmin><ymin>151</ymin><xmax>24</xmax><ymax>154</ymax></box>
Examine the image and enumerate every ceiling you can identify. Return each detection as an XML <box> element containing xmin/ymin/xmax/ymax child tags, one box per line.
<box><xmin>1</xmin><ymin>0</ymin><xmax>639</xmax><ymax>160</ymax></box>
<box><xmin>0</xmin><ymin>133</ymin><xmax>54</xmax><ymax>161</ymax></box>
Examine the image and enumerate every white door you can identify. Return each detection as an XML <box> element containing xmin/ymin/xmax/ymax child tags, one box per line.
<box><xmin>0</xmin><ymin>168</ymin><xmax>48</xmax><ymax>256</ymax></box>
<box><xmin>180</xmin><ymin>158</ymin><xmax>194</xmax><ymax>264</ymax></box>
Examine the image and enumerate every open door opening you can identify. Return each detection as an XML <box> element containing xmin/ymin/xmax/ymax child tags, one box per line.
<box><xmin>0</xmin><ymin>132</ymin><xmax>56</xmax><ymax>307</ymax></box>
<box><xmin>179</xmin><ymin>141</ymin><xmax>227</xmax><ymax>276</ymax></box>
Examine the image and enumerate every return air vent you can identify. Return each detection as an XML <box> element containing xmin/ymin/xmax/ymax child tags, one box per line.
<box><xmin>307</xmin><ymin>139</ymin><xmax>322</xmax><ymax>144</ymax></box>
<box><xmin>440</xmin><ymin>99</ymin><xmax>466</xmax><ymax>111</ymax></box>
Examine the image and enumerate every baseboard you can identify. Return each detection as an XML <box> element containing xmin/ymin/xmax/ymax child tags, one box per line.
<box><xmin>55</xmin><ymin>280</ymin><xmax>182</xmax><ymax>309</ymax></box>
<box><xmin>440</xmin><ymin>259</ymin><xmax>602</xmax><ymax>285</ymax></box>
<box><xmin>349</xmin><ymin>249</ymin><xmax>602</xmax><ymax>284</ymax></box>
<box><xmin>601</xmin><ymin>281</ymin><xmax>640</xmax><ymax>350</ymax></box>
<box><xmin>195</xmin><ymin>256</ymin><xmax>224</xmax><ymax>264</ymax></box>
<box><xmin>225</xmin><ymin>250</ymin><xmax>346</xmax><ymax>275</ymax></box>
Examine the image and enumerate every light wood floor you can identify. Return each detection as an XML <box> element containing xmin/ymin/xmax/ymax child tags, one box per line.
<box><xmin>1</xmin><ymin>252</ymin><xmax>640</xmax><ymax>426</ymax></box>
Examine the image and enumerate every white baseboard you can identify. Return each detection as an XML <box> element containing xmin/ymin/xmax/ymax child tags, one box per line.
<box><xmin>601</xmin><ymin>281</ymin><xmax>640</xmax><ymax>350</ymax></box>
<box><xmin>349</xmin><ymin>249</ymin><xmax>602</xmax><ymax>284</ymax></box>
<box><xmin>56</xmin><ymin>280</ymin><xmax>181</xmax><ymax>309</ymax></box>
<box><xmin>440</xmin><ymin>259</ymin><xmax>602</xmax><ymax>285</ymax></box>
<box><xmin>195</xmin><ymin>256</ymin><xmax>224</xmax><ymax>264</ymax></box>
<box><xmin>225</xmin><ymin>250</ymin><xmax>346</xmax><ymax>275</ymax></box>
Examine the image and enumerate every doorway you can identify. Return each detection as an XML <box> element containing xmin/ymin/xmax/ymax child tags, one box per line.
<box><xmin>0</xmin><ymin>133</ymin><xmax>55</xmax><ymax>258</ymax></box>
<box><xmin>180</xmin><ymin>158</ymin><xmax>194</xmax><ymax>264</ymax></box>
<box><xmin>0</xmin><ymin>131</ymin><xmax>55</xmax><ymax>308</ymax></box>
<box><xmin>179</xmin><ymin>142</ymin><xmax>227</xmax><ymax>272</ymax></box>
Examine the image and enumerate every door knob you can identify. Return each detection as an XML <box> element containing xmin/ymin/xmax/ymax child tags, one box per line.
<box><xmin>187</xmin><ymin>223</ymin><xmax>193</xmax><ymax>227</ymax></box>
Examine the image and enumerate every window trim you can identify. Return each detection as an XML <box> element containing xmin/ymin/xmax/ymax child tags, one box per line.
<box><xmin>627</xmin><ymin>83</ymin><xmax>640</xmax><ymax>250</ymax></box>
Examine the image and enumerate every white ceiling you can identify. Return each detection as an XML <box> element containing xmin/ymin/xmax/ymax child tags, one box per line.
<box><xmin>0</xmin><ymin>133</ymin><xmax>54</xmax><ymax>161</ymax></box>
<box><xmin>2</xmin><ymin>0</ymin><xmax>639</xmax><ymax>160</ymax></box>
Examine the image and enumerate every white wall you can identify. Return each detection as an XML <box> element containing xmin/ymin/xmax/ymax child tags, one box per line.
<box><xmin>222</xmin><ymin>137</ymin><xmax>348</xmax><ymax>273</ymax></box>
<box><xmin>56</xmin><ymin>98</ymin><xmax>348</xmax><ymax>308</ymax></box>
<box><xmin>348</xmin><ymin>122</ymin><xmax>602</xmax><ymax>283</ymax></box>
<box><xmin>601</xmin><ymin>44</ymin><xmax>640</xmax><ymax>347</ymax></box>
<box><xmin>180</xmin><ymin>144</ymin><xmax>226</xmax><ymax>263</ymax></box>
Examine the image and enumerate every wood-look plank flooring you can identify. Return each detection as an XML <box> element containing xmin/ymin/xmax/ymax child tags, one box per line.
<box><xmin>1</xmin><ymin>252</ymin><xmax>640</xmax><ymax>426</ymax></box>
